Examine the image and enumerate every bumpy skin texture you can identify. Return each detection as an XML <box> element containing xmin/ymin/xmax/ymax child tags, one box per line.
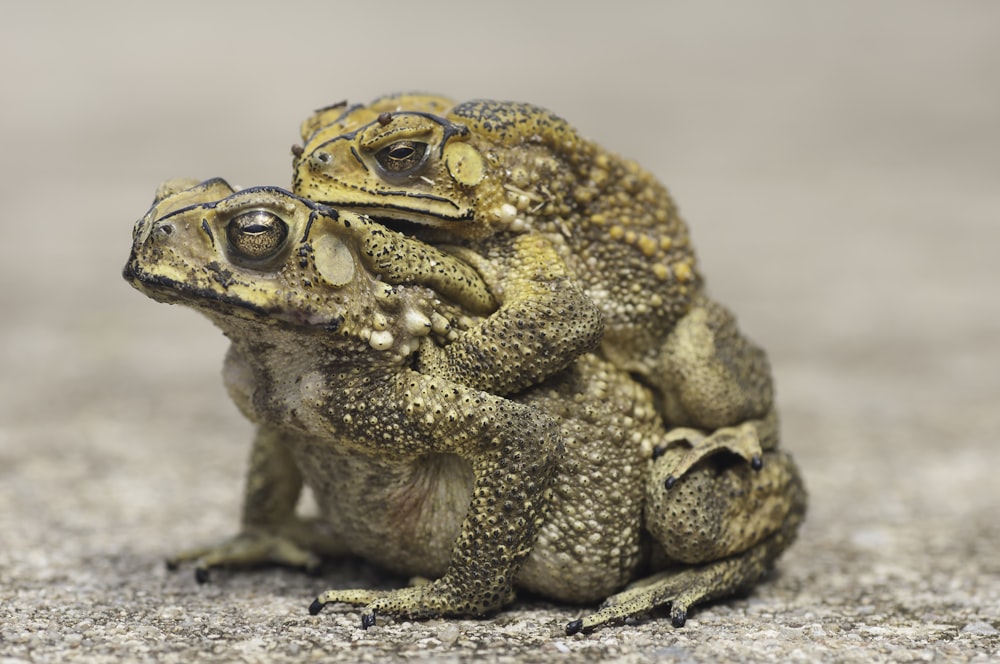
<box><xmin>125</xmin><ymin>180</ymin><xmax>563</xmax><ymax>621</ymax></box>
<box><xmin>294</xmin><ymin>97</ymin><xmax>607</xmax><ymax>398</ymax></box>
<box><xmin>289</xmin><ymin>98</ymin><xmax>804</xmax><ymax>595</ymax></box>
<box><xmin>293</xmin><ymin>96</ymin><xmax>699</xmax><ymax>405</ymax></box>
<box><xmin>124</xmin><ymin>180</ymin><xmax>806</xmax><ymax>633</ymax></box>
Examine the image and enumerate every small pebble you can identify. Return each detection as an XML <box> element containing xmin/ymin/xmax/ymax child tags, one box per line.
<box><xmin>961</xmin><ymin>621</ymin><xmax>998</xmax><ymax>635</ymax></box>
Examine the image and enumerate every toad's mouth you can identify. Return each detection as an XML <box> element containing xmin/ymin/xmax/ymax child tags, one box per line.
<box><xmin>317</xmin><ymin>206</ymin><xmax>471</xmax><ymax>240</ymax></box>
<box><xmin>306</xmin><ymin>191</ymin><xmax>475</xmax><ymax>230</ymax></box>
<box><xmin>368</xmin><ymin>214</ymin><xmax>430</xmax><ymax>237</ymax></box>
<box><xmin>122</xmin><ymin>259</ymin><xmax>342</xmax><ymax>332</ymax></box>
<box><xmin>364</xmin><ymin>204</ymin><xmax>473</xmax><ymax>227</ymax></box>
<box><xmin>122</xmin><ymin>258</ymin><xmax>259</xmax><ymax>315</ymax></box>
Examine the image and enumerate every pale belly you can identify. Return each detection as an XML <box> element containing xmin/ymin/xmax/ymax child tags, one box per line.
<box><xmin>288</xmin><ymin>441</ymin><xmax>474</xmax><ymax>579</ymax></box>
<box><xmin>285</xmin><ymin>427</ymin><xmax>648</xmax><ymax>604</ymax></box>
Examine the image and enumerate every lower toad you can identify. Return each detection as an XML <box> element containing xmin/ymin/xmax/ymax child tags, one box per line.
<box><xmin>123</xmin><ymin>179</ymin><xmax>806</xmax><ymax>633</ymax></box>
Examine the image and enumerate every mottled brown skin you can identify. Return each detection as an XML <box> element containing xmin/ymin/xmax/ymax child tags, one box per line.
<box><xmin>293</xmin><ymin>97</ymin><xmax>807</xmax><ymax>630</ymax></box>
<box><xmin>293</xmin><ymin>96</ymin><xmax>695</xmax><ymax>395</ymax></box>
<box><xmin>295</xmin><ymin>97</ymin><xmax>607</xmax><ymax>398</ymax></box>
<box><xmin>291</xmin><ymin>94</ymin><xmax>780</xmax><ymax>479</ymax></box>
<box><xmin>124</xmin><ymin>180</ymin><xmax>806</xmax><ymax>633</ymax></box>
<box><xmin>124</xmin><ymin>179</ymin><xmax>564</xmax><ymax>622</ymax></box>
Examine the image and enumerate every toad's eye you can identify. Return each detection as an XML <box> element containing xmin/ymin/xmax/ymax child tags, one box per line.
<box><xmin>373</xmin><ymin>140</ymin><xmax>429</xmax><ymax>180</ymax></box>
<box><xmin>226</xmin><ymin>210</ymin><xmax>289</xmax><ymax>265</ymax></box>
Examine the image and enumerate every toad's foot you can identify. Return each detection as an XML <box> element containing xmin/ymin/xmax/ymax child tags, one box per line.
<box><xmin>565</xmin><ymin>563</ymin><xmax>723</xmax><ymax>634</ymax></box>
<box><xmin>655</xmin><ymin>417</ymin><xmax>772</xmax><ymax>487</ymax></box>
<box><xmin>566</xmin><ymin>532</ymin><xmax>779</xmax><ymax>635</ymax></box>
<box><xmin>566</xmin><ymin>566</ymin><xmax>703</xmax><ymax>634</ymax></box>
<box><xmin>566</xmin><ymin>477</ymin><xmax>805</xmax><ymax>637</ymax></box>
<box><xmin>309</xmin><ymin>577</ymin><xmax>514</xmax><ymax>628</ymax></box>
<box><xmin>167</xmin><ymin>519</ymin><xmax>342</xmax><ymax>582</ymax></box>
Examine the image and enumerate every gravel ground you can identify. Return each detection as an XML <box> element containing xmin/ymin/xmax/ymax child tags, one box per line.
<box><xmin>2</xmin><ymin>2</ymin><xmax>998</xmax><ymax>662</ymax></box>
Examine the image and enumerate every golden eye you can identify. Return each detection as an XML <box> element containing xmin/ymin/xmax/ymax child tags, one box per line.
<box><xmin>373</xmin><ymin>140</ymin><xmax>429</xmax><ymax>178</ymax></box>
<box><xmin>226</xmin><ymin>210</ymin><xmax>289</xmax><ymax>264</ymax></box>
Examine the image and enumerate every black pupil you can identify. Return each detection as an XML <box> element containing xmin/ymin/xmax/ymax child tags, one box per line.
<box><xmin>389</xmin><ymin>145</ymin><xmax>414</xmax><ymax>160</ymax></box>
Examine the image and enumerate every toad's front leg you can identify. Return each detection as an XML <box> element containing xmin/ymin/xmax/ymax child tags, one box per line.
<box><xmin>419</xmin><ymin>233</ymin><xmax>605</xmax><ymax>395</ymax></box>
<box><xmin>167</xmin><ymin>424</ymin><xmax>348</xmax><ymax>580</ymax></box>
<box><xmin>307</xmin><ymin>370</ymin><xmax>561</xmax><ymax>626</ymax></box>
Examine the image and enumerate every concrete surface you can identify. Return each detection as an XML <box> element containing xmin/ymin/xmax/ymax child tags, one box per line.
<box><xmin>2</xmin><ymin>1</ymin><xmax>998</xmax><ymax>662</ymax></box>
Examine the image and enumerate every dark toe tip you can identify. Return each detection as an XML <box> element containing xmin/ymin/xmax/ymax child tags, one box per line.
<box><xmin>361</xmin><ymin>610</ymin><xmax>377</xmax><ymax>629</ymax></box>
<box><xmin>751</xmin><ymin>455</ymin><xmax>764</xmax><ymax>471</ymax></box>
<box><xmin>194</xmin><ymin>567</ymin><xmax>210</xmax><ymax>584</ymax></box>
<box><xmin>664</xmin><ymin>475</ymin><xmax>677</xmax><ymax>490</ymax></box>
<box><xmin>671</xmin><ymin>609</ymin><xmax>687</xmax><ymax>628</ymax></box>
<box><xmin>566</xmin><ymin>619</ymin><xmax>584</xmax><ymax>636</ymax></box>
<box><xmin>308</xmin><ymin>599</ymin><xmax>325</xmax><ymax>616</ymax></box>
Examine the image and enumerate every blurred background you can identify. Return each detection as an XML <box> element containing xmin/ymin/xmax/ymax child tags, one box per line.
<box><xmin>1</xmin><ymin>1</ymin><xmax>998</xmax><ymax>658</ymax></box>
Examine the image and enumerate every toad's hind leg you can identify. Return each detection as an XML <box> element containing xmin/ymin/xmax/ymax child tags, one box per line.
<box><xmin>567</xmin><ymin>445</ymin><xmax>806</xmax><ymax>634</ymax></box>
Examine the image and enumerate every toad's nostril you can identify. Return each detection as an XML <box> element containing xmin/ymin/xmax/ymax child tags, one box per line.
<box><xmin>314</xmin><ymin>152</ymin><xmax>331</xmax><ymax>165</ymax></box>
<box><xmin>155</xmin><ymin>223</ymin><xmax>174</xmax><ymax>237</ymax></box>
